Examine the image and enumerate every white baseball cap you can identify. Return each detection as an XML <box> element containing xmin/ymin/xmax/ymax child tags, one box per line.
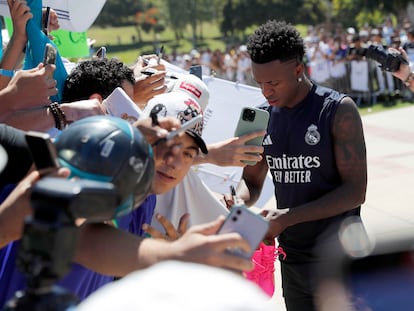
<box><xmin>143</xmin><ymin>92</ymin><xmax>208</xmax><ymax>154</ymax></box>
<box><xmin>169</xmin><ymin>73</ymin><xmax>210</xmax><ymax>111</ymax></box>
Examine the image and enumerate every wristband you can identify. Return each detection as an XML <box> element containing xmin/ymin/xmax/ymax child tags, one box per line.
<box><xmin>49</xmin><ymin>102</ymin><xmax>67</xmax><ymax>130</ymax></box>
<box><xmin>0</xmin><ymin>69</ymin><xmax>15</xmax><ymax>77</ymax></box>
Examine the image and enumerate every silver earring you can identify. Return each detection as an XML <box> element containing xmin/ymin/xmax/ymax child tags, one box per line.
<box><xmin>298</xmin><ymin>77</ymin><xmax>302</xmax><ymax>82</ymax></box>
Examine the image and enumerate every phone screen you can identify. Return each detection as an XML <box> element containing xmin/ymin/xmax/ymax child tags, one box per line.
<box><xmin>43</xmin><ymin>43</ymin><xmax>57</xmax><ymax>66</ymax></box>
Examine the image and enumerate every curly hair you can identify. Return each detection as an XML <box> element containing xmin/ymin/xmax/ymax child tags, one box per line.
<box><xmin>62</xmin><ymin>58</ymin><xmax>135</xmax><ymax>103</ymax></box>
<box><xmin>247</xmin><ymin>20</ymin><xmax>305</xmax><ymax>64</ymax></box>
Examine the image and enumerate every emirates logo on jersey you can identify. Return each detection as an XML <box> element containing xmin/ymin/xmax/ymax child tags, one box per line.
<box><xmin>305</xmin><ymin>124</ymin><xmax>320</xmax><ymax>146</ymax></box>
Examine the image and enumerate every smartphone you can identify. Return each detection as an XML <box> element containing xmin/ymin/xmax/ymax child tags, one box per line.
<box><xmin>42</xmin><ymin>6</ymin><xmax>51</xmax><ymax>36</ymax></box>
<box><xmin>95</xmin><ymin>46</ymin><xmax>107</xmax><ymax>59</ymax></box>
<box><xmin>234</xmin><ymin>107</ymin><xmax>270</xmax><ymax>165</ymax></box>
<box><xmin>25</xmin><ymin>131</ymin><xmax>60</xmax><ymax>176</ymax></box>
<box><xmin>43</xmin><ymin>43</ymin><xmax>57</xmax><ymax>66</ymax></box>
<box><xmin>189</xmin><ymin>65</ymin><xmax>202</xmax><ymax>80</ymax></box>
<box><xmin>152</xmin><ymin>115</ymin><xmax>203</xmax><ymax>146</ymax></box>
<box><xmin>217</xmin><ymin>204</ymin><xmax>269</xmax><ymax>260</ymax></box>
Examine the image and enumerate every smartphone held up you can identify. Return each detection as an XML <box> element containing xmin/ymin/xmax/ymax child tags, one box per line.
<box><xmin>217</xmin><ymin>204</ymin><xmax>269</xmax><ymax>260</ymax></box>
<box><xmin>25</xmin><ymin>131</ymin><xmax>60</xmax><ymax>176</ymax></box>
<box><xmin>43</xmin><ymin>43</ymin><xmax>57</xmax><ymax>66</ymax></box>
<box><xmin>234</xmin><ymin>107</ymin><xmax>269</xmax><ymax>165</ymax></box>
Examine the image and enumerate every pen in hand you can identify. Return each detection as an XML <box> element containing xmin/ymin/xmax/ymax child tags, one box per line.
<box><xmin>157</xmin><ymin>45</ymin><xmax>164</xmax><ymax>64</ymax></box>
<box><xmin>230</xmin><ymin>185</ymin><xmax>239</xmax><ymax>206</ymax></box>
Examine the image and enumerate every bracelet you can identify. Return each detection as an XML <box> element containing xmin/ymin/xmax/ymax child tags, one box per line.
<box><xmin>404</xmin><ymin>72</ymin><xmax>414</xmax><ymax>87</ymax></box>
<box><xmin>49</xmin><ymin>102</ymin><xmax>67</xmax><ymax>130</ymax></box>
<box><xmin>0</xmin><ymin>69</ymin><xmax>15</xmax><ymax>77</ymax></box>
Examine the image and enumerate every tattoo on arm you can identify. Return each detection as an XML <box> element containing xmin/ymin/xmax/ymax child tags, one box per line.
<box><xmin>333</xmin><ymin>100</ymin><xmax>367</xmax><ymax>181</ymax></box>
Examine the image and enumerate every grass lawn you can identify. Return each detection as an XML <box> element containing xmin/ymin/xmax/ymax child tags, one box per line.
<box><xmin>87</xmin><ymin>23</ymin><xmax>228</xmax><ymax>65</ymax></box>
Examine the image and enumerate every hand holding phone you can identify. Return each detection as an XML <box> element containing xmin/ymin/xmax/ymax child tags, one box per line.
<box><xmin>25</xmin><ymin>131</ymin><xmax>60</xmax><ymax>176</ymax></box>
<box><xmin>234</xmin><ymin>107</ymin><xmax>269</xmax><ymax>165</ymax></box>
<box><xmin>217</xmin><ymin>204</ymin><xmax>269</xmax><ymax>259</ymax></box>
<box><xmin>43</xmin><ymin>43</ymin><xmax>57</xmax><ymax>66</ymax></box>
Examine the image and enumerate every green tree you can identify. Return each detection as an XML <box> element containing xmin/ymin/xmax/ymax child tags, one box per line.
<box><xmin>332</xmin><ymin>0</ymin><xmax>413</xmax><ymax>28</ymax></box>
<box><xmin>135</xmin><ymin>6</ymin><xmax>164</xmax><ymax>43</ymax></box>
<box><xmin>221</xmin><ymin>0</ymin><xmax>235</xmax><ymax>37</ymax></box>
<box><xmin>95</xmin><ymin>0</ymin><xmax>144</xmax><ymax>26</ymax></box>
<box><xmin>162</xmin><ymin>0</ymin><xmax>219</xmax><ymax>48</ymax></box>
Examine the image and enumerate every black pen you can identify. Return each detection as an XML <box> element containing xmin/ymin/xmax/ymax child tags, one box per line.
<box><xmin>141</xmin><ymin>69</ymin><xmax>178</xmax><ymax>79</ymax></box>
<box><xmin>230</xmin><ymin>185</ymin><xmax>239</xmax><ymax>205</ymax></box>
<box><xmin>151</xmin><ymin>115</ymin><xmax>202</xmax><ymax>147</ymax></box>
<box><xmin>157</xmin><ymin>45</ymin><xmax>164</xmax><ymax>64</ymax></box>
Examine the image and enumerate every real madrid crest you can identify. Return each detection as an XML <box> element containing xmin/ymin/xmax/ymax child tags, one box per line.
<box><xmin>305</xmin><ymin>124</ymin><xmax>320</xmax><ymax>145</ymax></box>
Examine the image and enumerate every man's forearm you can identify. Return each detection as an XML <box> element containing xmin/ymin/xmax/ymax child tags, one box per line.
<box><xmin>75</xmin><ymin>223</ymin><xmax>173</xmax><ymax>277</ymax></box>
<box><xmin>2</xmin><ymin>106</ymin><xmax>55</xmax><ymax>132</ymax></box>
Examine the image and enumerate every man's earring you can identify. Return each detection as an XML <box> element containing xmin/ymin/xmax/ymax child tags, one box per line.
<box><xmin>298</xmin><ymin>77</ymin><xmax>303</xmax><ymax>82</ymax></box>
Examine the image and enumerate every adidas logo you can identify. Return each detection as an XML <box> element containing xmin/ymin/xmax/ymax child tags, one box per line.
<box><xmin>262</xmin><ymin>135</ymin><xmax>273</xmax><ymax>145</ymax></box>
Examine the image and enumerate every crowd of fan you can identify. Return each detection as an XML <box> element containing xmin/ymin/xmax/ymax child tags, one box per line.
<box><xmin>165</xmin><ymin>16</ymin><xmax>414</xmax><ymax>105</ymax></box>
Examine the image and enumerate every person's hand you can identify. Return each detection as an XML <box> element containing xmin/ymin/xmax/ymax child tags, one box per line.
<box><xmin>133</xmin><ymin>71</ymin><xmax>167</xmax><ymax>109</ymax></box>
<box><xmin>142</xmin><ymin>213</ymin><xmax>190</xmax><ymax>241</ymax></box>
<box><xmin>131</xmin><ymin>55</ymin><xmax>167</xmax><ymax>109</ymax></box>
<box><xmin>133</xmin><ymin>116</ymin><xmax>183</xmax><ymax>166</ymax></box>
<box><xmin>203</xmin><ymin>130</ymin><xmax>266</xmax><ymax>166</ymax></box>
<box><xmin>44</xmin><ymin>8</ymin><xmax>60</xmax><ymax>32</ymax></box>
<box><xmin>130</xmin><ymin>54</ymin><xmax>166</xmax><ymax>75</ymax></box>
<box><xmin>60</xmin><ymin>98</ymin><xmax>106</xmax><ymax>123</ymax></box>
<box><xmin>7</xmin><ymin>0</ymin><xmax>32</xmax><ymax>44</ymax></box>
<box><xmin>261</xmin><ymin>207</ymin><xmax>290</xmax><ymax>240</ymax></box>
<box><xmin>390</xmin><ymin>47</ymin><xmax>411</xmax><ymax>82</ymax></box>
<box><xmin>6</xmin><ymin>64</ymin><xmax>57</xmax><ymax>109</ymax></box>
<box><xmin>0</xmin><ymin>167</ymin><xmax>70</xmax><ymax>248</ymax></box>
<box><xmin>168</xmin><ymin>216</ymin><xmax>253</xmax><ymax>271</ymax></box>
<box><xmin>222</xmin><ymin>193</ymin><xmax>245</xmax><ymax>210</ymax></box>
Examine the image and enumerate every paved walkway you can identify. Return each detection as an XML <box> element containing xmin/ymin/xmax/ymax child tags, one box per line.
<box><xmin>265</xmin><ymin>105</ymin><xmax>414</xmax><ymax>310</ymax></box>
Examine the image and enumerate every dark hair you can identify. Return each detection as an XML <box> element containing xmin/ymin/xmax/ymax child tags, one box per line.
<box><xmin>62</xmin><ymin>58</ymin><xmax>135</xmax><ymax>103</ymax></box>
<box><xmin>247</xmin><ymin>20</ymin><xmax>305</xmax><ymax>64</ymax></box>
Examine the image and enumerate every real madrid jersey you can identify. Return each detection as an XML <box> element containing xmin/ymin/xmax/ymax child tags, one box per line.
<box><xmin>263</xmin><ymin>84</ymin><xmax>360</xmax><ymax>259</ymax></box>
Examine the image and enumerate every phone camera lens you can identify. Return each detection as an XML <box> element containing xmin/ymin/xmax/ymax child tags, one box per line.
<box><xmin>236</xmin><ymin>209</ymin><xmax>242</xmax><ymax>215</ymax></box>
<box><xmin>242</xmin><ymin>109</ymin><xmax>256</xmax><ymax>122</ymax></box>
<box><xmin>232</xmin><ymin>216</ymin><xmax>237</xmax><ymax>222</ymax></box>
